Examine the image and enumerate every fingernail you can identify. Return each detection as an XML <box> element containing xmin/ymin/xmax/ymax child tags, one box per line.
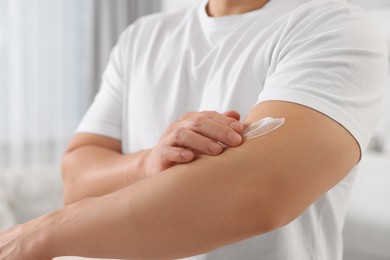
<box><xmin>181</xmin><ymin>151</ymin><xmax>194</xmax><ymax>161</ymax></box>
<box><xmin>228</xmin><ymin>132</ymin><xmax>242</xmax><ymax>145</ymax></box>
<box><xmin>230</xmin><ymin>121</ymin><xmax>243</xmax><ymax>132</ymax></box>
<box><xmin>208</xmin><ymin>142</ymin><xmax>222</xmax><ymax>154</ymax></box>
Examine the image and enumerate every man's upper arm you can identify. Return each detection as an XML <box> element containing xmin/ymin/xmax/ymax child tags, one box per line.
<box><xmin>120</xmin><ymin>100</ymin><xmax>360</xmax><ymax>259</ymax></box>
<box><xmin>239</xmin><ymin>101</ymin><xmax>360</xmax><ymax>225</ymax></box>
<box><xmin>193</xmin><ymin>100</ymin><xmax>360</xmax><ymax>229</ymax></box>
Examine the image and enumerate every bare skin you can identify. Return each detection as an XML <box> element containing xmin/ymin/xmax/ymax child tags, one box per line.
<box><xmin>0</xmin><ymin>0</ymin><xmax>370</xmax><ymax>259</ymax></box>
<box><xmin>207</xmin><ymin>0</ymin><xmax>270</xmax><ymax>17</ymax></box>
<box><xmin>60</xmin><ymin>0</ymin><xmax>272</xmax><ymax>205</ymax></box>
<box><xmin>0</xmin><ymin>101</ymin><xmax>360</xmax><ymax>259</ymax></box>
<box><xmin>62</xmin><ymin>110</ymin><xmax>243</xmax><ymax>204</ymax></box>
<box><xmin>61</xmin><ymin>0</ymin><xmax>270</xmax><ymax>205</ymax></box>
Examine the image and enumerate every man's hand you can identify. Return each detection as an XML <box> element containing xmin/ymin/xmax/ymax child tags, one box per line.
<box><xmin>144</xmin><ymin>110</ymin><xmax>244</xmax><ymax>175</ymax></box>
<box><xmin>62</xmin><ymin>110</ymin><xmax>243</xmax><ymax>204</ymax></box>
<box><xmin>0</xmin><ymin>101</ymin><xmax>362</xmax><ymax>260</ymax></box>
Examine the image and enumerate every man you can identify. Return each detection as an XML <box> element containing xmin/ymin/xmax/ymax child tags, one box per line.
<box><xmin>0</xmin><ymin>0</ymin><xmax>387</xmax><ymax>259</ymax></box>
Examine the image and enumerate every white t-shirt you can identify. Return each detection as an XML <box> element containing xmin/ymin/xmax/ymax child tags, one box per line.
<box><xmin>77</xmin><ymin>0</ymin><xmax>388</xmax><ymax>259</ymax></box>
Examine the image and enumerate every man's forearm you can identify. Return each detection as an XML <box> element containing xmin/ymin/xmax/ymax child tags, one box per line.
<box><xmin>61</xmin><ymin>146</ymin><xmax>148</xmax><ymax>205</ymax></box>
<box><xmin>62</xmin><ymin>111</ymin><xmax>244</xmax><ymax>205</ymax></box>
<box><xmin>2</xmin><ymin>101</ymin><xmax>359</xmax><ymax>259</ymax></box>
<box><xmin>49</xmin><ymin>152</ymin><xmax>277</xmax><ymax>259</ymax></box>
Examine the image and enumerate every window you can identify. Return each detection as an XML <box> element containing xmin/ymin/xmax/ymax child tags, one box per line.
<box><xmin>0</xmin><ymin>0</ymin><xmax>160</xmax><ymax>167</ymax></box>
<box><xmin>0</xmin><ymin>0</ymin><xmax>91</xmax><ymax>166</ymax></box>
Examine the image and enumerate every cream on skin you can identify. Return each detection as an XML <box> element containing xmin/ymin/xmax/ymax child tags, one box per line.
<box><xmin>0</xmin><ymin>100</ymin><xmax>360</xmax><ymax>259</ymax></box>
<box><xmin>60</xmin><ymin>0</ymin><xmax>270</xmax><ymax>206</ymax></box>
<box><xmin>0</xmin><ymin>1</ymin><xmax>362</xmax><ymax>259</ymax></box>
<box><xmin>242</xmin><ymin>117</ymin><xmax>285</xmax><ymax>140</ymax></box>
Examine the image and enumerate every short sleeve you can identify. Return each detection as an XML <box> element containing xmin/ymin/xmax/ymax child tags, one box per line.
<box><xmin>76</xmin><ymin>26</ymin><xmax>132</xmax><ymax>140</ymax></box>
<box><xmin>257</xmin><ymin>2</ymin><xmax>388</xmax><ymax>154</ymax></box>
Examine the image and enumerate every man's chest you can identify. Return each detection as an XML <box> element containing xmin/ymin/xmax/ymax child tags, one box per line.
<box><xmin>122</xmin><ymin>29</ymin><xmax>273</xmax><ymax>152</ymax></box>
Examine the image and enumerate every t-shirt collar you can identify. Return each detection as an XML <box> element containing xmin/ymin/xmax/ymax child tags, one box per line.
<box><xmin>197</xmin><ymin>0</ymin><xmax>270</xmax><ymax>31</ymax></box>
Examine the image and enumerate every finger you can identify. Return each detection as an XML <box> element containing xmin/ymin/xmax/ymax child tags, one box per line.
<box><xmin>161</xmin><ymin>146</ymin><xmax>194</xmax><ymax>164</ymax></box>
<box><xmin>205</xmin><ymin>120</ymin><xmax>242</xmax><ymax>146</ymax></box>
<box><xmin>222</xmin><ymin>110</ymin><xmax>241</xmax><ymax>121</ymax></box>
<box><xmin>190</xmin><ymin>116</ymin><xmax>242</xmax><ymax>147</ymax></box>
<box><xmin>170</xmin><ymin>128</ymin><xmax>223</xmax><ymax>155</ymax></box>
<box><xmin>205</xmin><ymin>111</ymin><xmax>244</xmax><ymax>133</ymax></box>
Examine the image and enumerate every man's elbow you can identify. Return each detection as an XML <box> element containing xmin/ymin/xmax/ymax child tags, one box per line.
<box><xmin>238</xmin><ymin>170</ymin><xmax>314</xmax><ymax>237</ymax></box>
<box><xmin>244</xmin><ymin>192</ymin><xmax>298</xmax><ymax>236</ymax></box>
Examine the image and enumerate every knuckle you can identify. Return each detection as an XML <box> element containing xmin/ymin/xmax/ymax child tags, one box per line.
<box><xmin>172</xmin><ymin>127</ymin><xmax>185</xmax><ymax>143</ymax></box>
<box><xmin>174</xmin><ymin>149</ymin><xmax>183</xmax><ymax>161</ymax></box>
<box><xmin>160</xmin><ymin>145</ymin><xmax>176</xmax><ymax>162</ymax></box>
<box><xmin>181</xmin><ymin>111</ymin><xmax>194</xmax><ymax>120</ymax></box>
<box><xmin>159</xmin><ymin>145</ymin><xmax>167</xmax><ymax>160</ymax></box>
<box><xmin>203</xmin><ymin>110</ymin><xmax>217</xmax><ymax>118</ymax></box>
<box><xmin>201</xmin><ymin>142</ymin><xmax>213</xmax><ymax>154</ymax></box>
<box><xmin>168</xmin><ymin>147</ymin><xmax>182</xmax><ymax>161</ymax></box>
<box><xmin>216</xmin><ymin>125</ymin><xmax>225</xmax><ymax>139</ymax></box>
<box><xmin>225</xmin><ymin>117</ymin><xmax>236</xmax><ymax>124</ymax></box>
<box><xmin>192</xmin><ymin>115</ymin><xmax>205</xmax><ymax>129</ymax></box>
<box><xmin>171</xmin><ymin>123</ymin><xmax>181</xmax><ymax>133</ymax></box>
<box><xmin>164</xmin><ymin>146</ymin><xmax>173</xmax><ymax>159</ymax></box>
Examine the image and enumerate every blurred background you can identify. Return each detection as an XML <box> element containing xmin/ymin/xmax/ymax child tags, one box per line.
<box><xmin>0</xmin><ymin>0</ymin><xmax>389</xmax><ymax>259</ymax></box>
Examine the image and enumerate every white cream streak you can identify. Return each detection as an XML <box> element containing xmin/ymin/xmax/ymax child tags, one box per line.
<box><xmin>242</xmin><ymin>117</ymin><xmax>285</xmax><ymax>140</ymax></box>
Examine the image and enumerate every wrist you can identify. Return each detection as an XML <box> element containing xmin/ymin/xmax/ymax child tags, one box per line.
<box><xmin>35</xmin><ymin>209</ymin><xmax>66</xmax><ymax>258</ymax></box>
<box><xmin>123</xmin><ymin>149</ymin><xmax>150</xmax><ymax>185</ymax></box>
<box><xmin>41</xmin><ymin>198</ymin><xmax>95</xmax><ymax>257</ymax></box>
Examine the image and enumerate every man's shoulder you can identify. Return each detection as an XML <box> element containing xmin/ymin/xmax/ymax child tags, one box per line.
<box><xmin>293</xmin><ymin>0</ymin><xmax>364</xmax><ymax>15</ymax></box>
<box><xmin>289</xmin><ymin>0</ymin><xmax>368</xmax><ymax>26</ymax></box>
<box><xmin>279</xmin><ymin>0</ymin><xmax>386</xmax><ymax>51</ymax></box>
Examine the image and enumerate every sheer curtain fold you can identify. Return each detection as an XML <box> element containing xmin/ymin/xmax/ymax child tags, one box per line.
<box><xmin>86</xmin><ymin>0</ymin><xmax>160</xmax><ymax>102</ymax></box>
<box><xmin>0</xmin><ymin>0</ymin><xmax>160</xmax><ymax>167</ymax></box>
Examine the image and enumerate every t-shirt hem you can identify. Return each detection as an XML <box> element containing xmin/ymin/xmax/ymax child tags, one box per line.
<box><xmin>76</xmin><ymin>121</ymin><xmax>121</xmax><ymax>140</ymax></box>
<box><xmin>256</xmin><ymin>89</ymin><xmax>368</xmax><ymax>157</ymax></box>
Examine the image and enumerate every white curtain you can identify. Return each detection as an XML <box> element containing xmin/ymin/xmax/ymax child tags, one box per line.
<box><xmin>0</xmin><ymin>0</ymin><xmax>160</xmax><ymax>167</ymax></box>
<box><xmin>86</xmin><ymin>0</ymin><xmax>161</xmax><ymax>101</ymax></box>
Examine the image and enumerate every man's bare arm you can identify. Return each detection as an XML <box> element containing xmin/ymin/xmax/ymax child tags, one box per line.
<box><xmin>1</xmin><ymin>100</ymin><xmax>359</xmax><ymax>259</ymax></box>
<box><xmin>61</xmin><ymin>134</ymin><xmax>147</xmax><ymax>205</ymax></box>
<box><xmin>62</xmin><ymin>111</ymin><xmax>243</xmax><ymax>205</ymax></box>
